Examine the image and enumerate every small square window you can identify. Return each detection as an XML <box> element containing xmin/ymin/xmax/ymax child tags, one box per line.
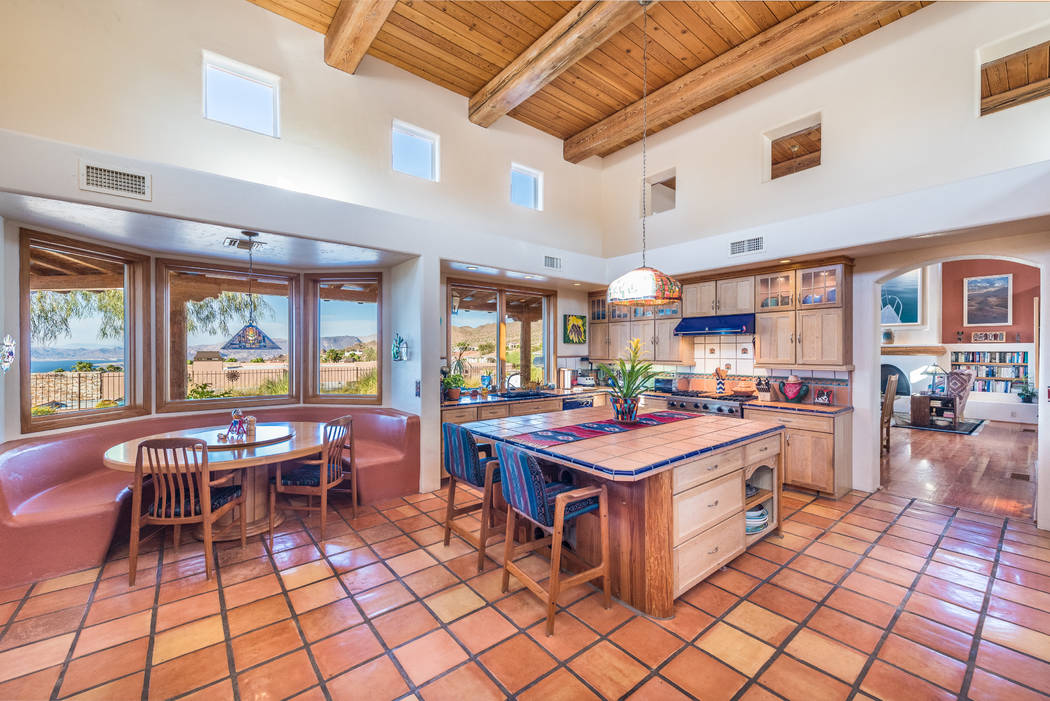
<box><xmin>510</xmin><ymin>164</ymin><xmax>542</xmax><ymax>210</ymax></box>
<box><xmin>202</xmin><ymin>51</ymin><xmax>279</xmax><ymax>137</ymax></box>
<box><xmin>770</xmin><ymin>123</ymin><xmax>821</xmax><ymax>180</ymax></box>
<box><xmin>392</xmin><ymin>120</ymin><xmax>439</xmax><ymax>181</ymax></box>
<box><xmin>981</xmin><ymin>38</ymin><xmax>1050</xmax><ymax>115</ymax></box>
<box><xmin>644</xmin><ymin>169</ymin><xmax>676</xmax><ymax>215</ymax></box>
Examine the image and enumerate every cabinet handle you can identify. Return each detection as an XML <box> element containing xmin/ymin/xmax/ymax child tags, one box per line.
<box><xmin>797</xmin><ymin>333</ymin><xmax>802</xmax><ymax>344</ymax></box>
<box><xmin>708</xmin><ymin>499</ymin><xmax>719</xmax><ymax>508</ymax></box>
<box><xmin>788</xmin><ymin>334</ymin><xmax>794</xmax><ymax>344</ymax></box>
<box><xmin>758</xmin><ymin>446</ymin><xmax>768</xmax><ymax>452</ymax></box>
<box><xmin>785</xmin><ymin>434</ymin><xmax>791</xmax><ymax>446</ymax></box>
<box><xmin>707</xmin><ymin>546</ymin><xmax>720</xmax><ymax>555</ymax></box>
<box><xmin>710</xmin><ymin>300</ymin><xmax>715</xmax><ymax>311</ymax></box>
<box><xmin>706</xmin><ymin>463</ymin><xmax>719</xmax><ymax>472</ymax></box>
<box><xmin>716</xmin><ymin>299</ymin><xmax>721</xmax><ymax>311</ymax></box>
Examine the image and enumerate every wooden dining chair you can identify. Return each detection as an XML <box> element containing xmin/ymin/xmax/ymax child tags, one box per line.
<box><xmin>494</xmin><ymin>442</ymin><xmax>610</xmax><ymax>636</ymax></box>
<box><xmin>442</xmin><ymin>422</ymin><xmax>502</xmax><ymax>573</ymax></box>
<box><xmin>270</xmin><ymin>415</ymin><xmax>351</xmax><ymax>544</ymax></box>
<box><xmin>129</xmin><ymin>438</ymin><xmax>246</xmax><ymax>585</ymax></box>
<box><xmin>881</xmin><ymin>373</ymin><xmax>899</xmax><ymax>454</ymax></box>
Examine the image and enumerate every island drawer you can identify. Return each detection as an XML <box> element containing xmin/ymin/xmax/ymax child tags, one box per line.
<box><xmin>441</xmin><ymin>407</ymin><xmax>478</xmax><ymax>424</ymax></box>
<box><xmin>673</xmin><ymin>448</ymin><xmax>743</xmax><ymax>493</ymax></box>
<box><xmin>745</xmin><ymin>409</ymin><xmax>832</xmax><ymax>433</ymax></box>
<box><xmin>744</xmin><ymin>435</ymin><xmax>781</xmax><ymax>464</ymax></box>
<box><xmin>508</xmin><ymin>399</ymin><xmax>562</xmax><ymax>416</ymax></box>
<box><xmin>673</xmin><ymin>472</ymin><xmax>743</xmax><ymax>544</ymax></box>
<box><xmin>478</xmin><ymin>404</ymin><xmax>509</xmax><ymax>420</ymax></box>
<box><xmin>674</xmin><ymin>511</ymin><xmax>745</xmax><ymax>596</ymax></box>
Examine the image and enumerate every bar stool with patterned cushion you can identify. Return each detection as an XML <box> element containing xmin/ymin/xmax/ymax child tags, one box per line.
<box><xmin>129</xmin><ymin>438</ymin><xmax>246</xmax><ymax>585</ymax></box>
<box><xmin>494</xmin><ymin>441</ymin><xmax>610</xmax><ymax>636</ymax></box>
<box><xmin>269</xmin><ymin>416</ymin><xmax>351</xmax><ymax>545</ymax></box>
<box><xmin>442</xmin><ymin>422</ymin><xmax>502</xmax><ymax>573</ymax></box>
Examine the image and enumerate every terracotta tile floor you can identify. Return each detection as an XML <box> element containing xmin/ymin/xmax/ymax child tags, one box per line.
<box><xmin>2</xmin><ymin>486</ymin><xmax>1049</xmax><ymax>700</ymax></box>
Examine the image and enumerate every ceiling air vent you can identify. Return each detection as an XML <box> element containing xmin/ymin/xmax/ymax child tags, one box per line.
<box><xmin>543</xmin><ymin>255</ymin><xmax>562</xmax><ymax>271</ymax></box>
<box><xmin>78</xmin><ymin>160</ymin><xmax>152</xmax><ymax>201</ymax></box>
<box><xmin>729</xmin><ymin>237</ymin><xmax>764</xmax><ymax>257</ymax></box>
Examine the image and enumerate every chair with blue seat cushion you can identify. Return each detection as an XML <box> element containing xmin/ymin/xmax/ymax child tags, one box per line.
<box><xmin>494</xmin><ymin>441</ymin><xmax>610</xmax><ymax>636</ymax></box>
<box><xmin>442</xmin><ymin>422</ymin><xmax>503</xmax><ymax>573</ymax></box>
<box><xmin>270</xmin><ymin>415</ymin><xmax>352</xmax><ymax>546</ymax></box>
<box><xmin>129</xmin><ymin>438</ymin><xmax>246</xmax><ymax>585</ymax></box>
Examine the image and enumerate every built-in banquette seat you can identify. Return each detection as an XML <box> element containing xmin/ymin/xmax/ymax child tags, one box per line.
<box><xmin>0</xmin><ymin>406</ymin><xmax>419</xmax><ymax>587</ymax></box>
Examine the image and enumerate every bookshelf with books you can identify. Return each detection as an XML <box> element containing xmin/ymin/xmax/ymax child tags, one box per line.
<box><xmin>950</xmin><ymin>349</ymin><xmax>1029</xmax><ymax>395</ymax></box>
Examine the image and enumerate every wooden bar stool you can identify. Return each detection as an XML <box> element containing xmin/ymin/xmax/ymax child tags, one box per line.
<box><xmin>494</xmin><ymin>442</ymin><xmax>610</xmax><ymax>636</ymax></box>
<box><xmin>442</xmin><ymin>423</ymin><xmax>502</xmax><ymax>573</ymax></box>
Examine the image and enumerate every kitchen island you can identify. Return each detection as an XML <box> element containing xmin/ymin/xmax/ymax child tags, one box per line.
<box><xmin>461</xmin><ymin>407</ymin><xmax>784</xmax><ymax>617</ymax></box>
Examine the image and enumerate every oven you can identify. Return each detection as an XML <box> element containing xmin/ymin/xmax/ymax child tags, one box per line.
<box><xmin>562</xmin><ymin>396</ymin><xmax>594</xmax><ymax>410</ymax></box>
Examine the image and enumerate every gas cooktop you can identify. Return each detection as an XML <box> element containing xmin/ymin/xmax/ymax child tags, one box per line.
<box><xmin>663</xmin><ymin>391</ymin><xmax>756</xmax><ymax>416</ymax></box>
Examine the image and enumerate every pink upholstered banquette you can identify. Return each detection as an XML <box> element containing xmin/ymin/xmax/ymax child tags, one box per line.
<box><xmin>0</xmin><ymin>406</ymin><xmax>419</xmax><ymax>587</ymax></box>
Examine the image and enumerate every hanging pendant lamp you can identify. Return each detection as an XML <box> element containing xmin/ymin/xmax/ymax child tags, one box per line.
<box><xmin>607</xmin><ymin>1</ymin><xmax>682</xmax><ymax>308</ymax></box>
<box><xmin>222</xmin><ymin>232</ymin><xmax>281</xmax><ymax>352</ymax></box>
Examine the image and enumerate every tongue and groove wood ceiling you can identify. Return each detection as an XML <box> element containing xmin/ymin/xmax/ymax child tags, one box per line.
<box><xmin>246</xmin><ymin>0</ymin><xmax>929</xmax><ymax>162</ymax></box>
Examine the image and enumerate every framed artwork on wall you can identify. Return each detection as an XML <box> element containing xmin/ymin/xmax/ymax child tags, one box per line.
<box><xmin>814</xmin><ymin>388</ymin><xmax>834</xmax><ymax>405</ymax></box>
<box><xmin>964</xmin><ymin>274</ymin><xmax>1012</xmax><ymax>326</ymax></box>
<box><xmin>880</xmin><ymin>268</ymin><xmax>922</xmax><ymax>325</ymax></box>
<box><xmin>563</xmin><ymin>314</ymin><xmax>586</xmax><ymax>344</ymax></box>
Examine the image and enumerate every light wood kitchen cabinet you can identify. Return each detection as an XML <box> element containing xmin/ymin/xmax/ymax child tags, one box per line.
<box><xmin>756</xmin><ymin>270</ymin><xmax>795</xmax><ymax>310</ymax></box>
<box><xmin>797</xmin><ymin>308</ymin><xmax>847</xmax><ymax>366</ymax></box>
<box><xmin>589</xmin><ymin>295</ymin><xmax>607</xmax><ymax>322</ymax></box>
<box><xmin>797</xmin><ymin>264</ymin><xmax>845</xmax><ymax>309</ymax></box>
<box><xmin>589</xmin><ymin>322</ymin><xmax>610</xmax><ymax>360</ymax></box>
<box><xmin>683</xmin><ymin>282</ymin><xmax>716</xmax><ymax>317</ymax></box>
<box><xmin>743</xmin><ymin>406</ymin><xmax>852</xmax><ymax>498</ymax></box>
<box><xmin>715</xmin><ymin>276</ymin><xmax>755</xmax><ymax>314</ymax></box>
<box><xmin>608</xmin><ymin>322</ymin><xmax>632</xmax><ymax>358</ymax></box>
<box><xmin>631</xmin><ymin>320</ymin><xmax>655</xmax><ymax>358</ymax></box>
<box><xmin>754</xmin><ymin>311</ymin><xmax>796</xmax><ymax>366</ymax></box>
<box><xmin>653</xmin><ymin>318</ymin><xmax>694</xmax><ymax>363</ymax></box>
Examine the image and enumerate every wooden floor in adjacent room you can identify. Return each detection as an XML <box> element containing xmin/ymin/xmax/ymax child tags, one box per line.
<box><xmin>882</xmin><ymin>420</ymin><xmax>1038</xmax><ymax>521</ymax></box>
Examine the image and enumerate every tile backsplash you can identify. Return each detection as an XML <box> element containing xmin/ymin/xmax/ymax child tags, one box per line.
<box><xmin>691</xmin><ymin>335</ymin><xmax>755</xmax><ymax>375</ymax></box>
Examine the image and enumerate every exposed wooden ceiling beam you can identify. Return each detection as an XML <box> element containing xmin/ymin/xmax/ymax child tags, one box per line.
<box><xmin>324</xmin><ymin>0</ymin><xmax>398</xmax><ymax>74</ymax></box>
<box><xmin>563</xmin><ymin>1</ymin><xmax>913</xmax><ymax>163</ymax></box>
<box><xmin>468</xmin><ymin>0</ymin><xmax>645</xmax><ymax>128</ymax></box>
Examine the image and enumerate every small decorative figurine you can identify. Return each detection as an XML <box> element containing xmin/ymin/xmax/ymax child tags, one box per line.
<box><xmin>0</xmin><ymin>335</ymin><xmax>14</xmax><ymax>375</ymax></box>
<box><xmin>778</xmin><ymin>375</ymin><xmax>810</xmax><ymax>403</ymax></box>
<box><xmin>392</xmin><ymin>333</ymin><xmax>408</xmax><ymax>361</ymax></box>
<box><xmin>245</xmin><ymin>415</ymin><xmax>257</xmax><ymax>440</ymax></box>
<box><xmin>227</xmin><ymin>408</ymin><xmax>247</xmax><ymax>441</ymax></box>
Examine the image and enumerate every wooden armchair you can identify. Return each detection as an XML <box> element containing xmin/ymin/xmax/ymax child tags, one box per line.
<box><xmin>270</xmin><ymin>415</ymin><xmax>351</xmax><ymax>544</ymax></box>
<box><xmin>129</xmin><ymin>438</ymin><xmax>245</xmax><ymax>584</ymax></box>
<box><xmin>881</xmin><ymin>374</ymin><xmax>898</xmax><ymax>454</ymax></box>
<box><xmin>946</xmin><ymin>369</ymin><xmax>976</xmax><ymax>421</ymax></box>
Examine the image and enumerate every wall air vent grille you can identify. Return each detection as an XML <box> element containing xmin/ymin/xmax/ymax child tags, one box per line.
<box><xmin>729</xmin><ymin>237</ymin><xmax>764</xmax><ymax>257</ymax></box>
<box><xmin>79</xmin><ymin>160</ymin><xmax>152</xmax><ymax>201</ymax></box>
<box><xmin>543</xmin><ymin>255</ymin><xmax>562</xmax><ymax>270</ymax></box>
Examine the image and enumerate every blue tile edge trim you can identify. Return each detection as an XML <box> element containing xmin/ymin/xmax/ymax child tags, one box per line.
<box><xmin>461</xmin><ymin>422</ymin><xmax>786</xmax><ymax>479</ymax></box>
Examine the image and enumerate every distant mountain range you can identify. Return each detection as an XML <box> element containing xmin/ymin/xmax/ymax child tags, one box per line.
<box><xmin>30</xmin><ymin>345</ymin><xmax>125</xmax><ymax>361</ymax></box>
<box><xmin>32</xmin><ymin>335</ymin><xmax>378</xmax><ymax>362</ymax></box>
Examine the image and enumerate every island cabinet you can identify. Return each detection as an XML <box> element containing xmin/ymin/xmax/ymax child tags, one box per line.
<box><xmin>742</xmin><ymin>406</ymin><xmax>852</xmax><ymax>497</ymax></box>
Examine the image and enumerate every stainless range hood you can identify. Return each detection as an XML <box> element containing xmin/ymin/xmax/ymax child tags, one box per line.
<box><xmin>672</xmin><ymin>314</ymin><xmax>755</xmax><ymax>336</ymax></box>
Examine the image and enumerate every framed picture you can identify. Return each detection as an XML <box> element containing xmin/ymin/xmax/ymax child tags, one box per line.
<box><xmin>563</xmin><ymin>314</ymin><xmax>586</xmax><ymax>344</ymax></box>
<box><xmin>814</xmin><ymin>388</ymin><xmax>833</xmax><ymax>405</ymax></box>
<box><xmin>964</xmin><ymin>274</ymin><xmax>1012</xmax><ymax>326</ymax></box>
<box><xmin>880</xmin><ymin>268</ymin><xmax>923</xmax><ymax>326</ymax></box>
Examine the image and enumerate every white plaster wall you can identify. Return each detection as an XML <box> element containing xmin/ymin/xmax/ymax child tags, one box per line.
<box><xmin>0</xmin><ymin>0</ymin><xmax>604</xmax><ymax>256</ymax></box>
<box><xmin>853</xmin><ymin>232</ymin><xmax>1050</xmax><ymax>530</ymax></box>
<box><xmin>600</xmin><ymin>2</ymin><xmax>1050</xmax><ymax>258</ymax></box>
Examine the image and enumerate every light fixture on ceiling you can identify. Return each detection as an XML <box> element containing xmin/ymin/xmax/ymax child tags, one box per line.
<box><xmin>223</xmin><ymin>231</ymin><xmax>266</xmax><ymax>251</ymax></box>
<box><xmin>222</xmin><ymin>231</ymin><xmax>281</xmax><ymax>352</ymax></box>
<box><xmin>465</xmin><ymin>265</ymin><xmax>479</xmax><ymax>271</ymax></box>
<box><xmin>572</xmin><ymin>282</ymin><xmax>582</xmax><ymax>286</ymax></box>
<box><xmin>779</xmin><ymin>259</ymin><xmax>792</xmax><ymax>264</ymax></box>
<box><xmin>607</xmin><ymin>1</ymin><xmax>681</xmax><ymax>308</ymax></box>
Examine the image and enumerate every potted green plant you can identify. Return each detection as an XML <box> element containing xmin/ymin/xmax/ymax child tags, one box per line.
<box><xmin>1018</xmin><ymin>382</ymin><xmax>1036</xmax><ymax>404</ymax></box>
<box><xmin>599</xmin><ymin>338</ymin><xmax>659</xmax><ymax>423</ymax></box>
<box><xmin>442</xmin><ymin>374</ymin><xmax>465</xmax><ymax>401</ymax></box>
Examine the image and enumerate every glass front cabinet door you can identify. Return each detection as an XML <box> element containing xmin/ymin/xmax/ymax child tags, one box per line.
<box><xmin>797</xmin><ymin>264</ymin><xmax>842</xmax><ymax>309</ymax></box>
<box><xmin>589</xmin><ymin>295</ymin><xmax>607</xmax><ymax>322</ymax></box>
<box><xmin>756</xmin><ymin>270</ymin><xmax>795</xmax><ymax>310</ymax></box>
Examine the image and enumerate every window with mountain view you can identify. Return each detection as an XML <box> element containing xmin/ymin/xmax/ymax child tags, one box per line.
<box><xmin>306</xmin><ymin>274</ymin><xmax>381</xmax><ymax>402</ymax></box>
<box><xmin>159</xmin><ymin>260</ymin><xmax>296</xmax><ymax>409</ymax></box>
<box><xmin>21</xmin><ymin>230</ymin><xmax>148</xmax><ymax>432</ymax></box>
<box><xmin>448</xmin><ymin>282</ymin><xmax>550</xmax><ymax>390</ymax></box>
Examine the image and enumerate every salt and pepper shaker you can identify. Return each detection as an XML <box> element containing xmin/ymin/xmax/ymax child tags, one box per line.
<box><xmin>246</xmin><ymin>416</ymin><xmax>257</xmax><ymax>440</ymax></box>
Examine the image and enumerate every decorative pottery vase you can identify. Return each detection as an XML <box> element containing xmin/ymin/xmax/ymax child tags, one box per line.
<box><xmin>445</xmin><ymin>387</ymin><xmax>461</xmax><ymax>401</ymax></box>
<box><xmin>612</xmin><ymin>396</ymin><xmax>639</xmax><ymax>423</ymax></box>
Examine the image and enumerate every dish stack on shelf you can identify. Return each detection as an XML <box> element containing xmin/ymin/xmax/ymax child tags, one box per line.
<box><xmin>745</xmin><ymin>504</ymin><xmax>769</xmax><ymax>535</ymax></box>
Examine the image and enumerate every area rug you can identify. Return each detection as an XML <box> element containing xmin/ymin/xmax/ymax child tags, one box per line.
<box><xmin>511</xmin><ymin>411</ymin><xmax>697</xmax><ymax>448</ymax></box>
<box><xmin>892</xmin><ymin>412</ymin><xmax>985</xmax><ymax>436</ymax></box>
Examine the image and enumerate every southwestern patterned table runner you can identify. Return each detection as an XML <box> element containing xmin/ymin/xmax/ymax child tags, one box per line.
<box><xmin>510</xmin><ymin>411</ymin><xmax>698</xmax><ymax>448</ymax></box>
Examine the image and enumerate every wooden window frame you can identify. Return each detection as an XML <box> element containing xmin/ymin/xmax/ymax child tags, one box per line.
<box><xmin>446</xmin><ymin>277</ymin><xmax>555</xmax><ymax>390</ymax></box>
<box><xmin>155</xmin><ymin>258</ymin><xmax>300</xmax><ymax>413</ymax></box>
<box><xmin>19</xmin><ymin>229</ymin><xmax>151</xmax><ymax>433</ymax></box>
<box><xmin>303</xmin><ymin>272</ymin><xmax>383</xmax><ymax>405</ymax></box>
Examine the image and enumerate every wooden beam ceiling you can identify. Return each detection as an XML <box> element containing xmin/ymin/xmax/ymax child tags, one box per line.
<box><xmin>981</xmin><ymin>38</ymin><xmax>1050</xmax><ymax>116</ymax></box>
<box><xmin>564</xmin><ymin>1</ymin><xmax>912</xmax><ymax>162</ymax></box>
<box><xmin>324</xmin><ymin>0</ymin><xmax>399</xmax><ymax>74</ymax></box>
<box><xmin>468</xmin><ymin>0</ymin><xmax>645</xmax><ymax>127</ymax></box>
<box><xmin>246</xmin><ymin>1</ymin><xmax>931</xmax><ymax>161</ymax></box>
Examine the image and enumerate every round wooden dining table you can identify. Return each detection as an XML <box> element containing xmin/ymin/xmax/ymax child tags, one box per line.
<box><xmin>103</xmin><ymin>421</ymin><xmax>327</xmax><ymax>541</ymax></box>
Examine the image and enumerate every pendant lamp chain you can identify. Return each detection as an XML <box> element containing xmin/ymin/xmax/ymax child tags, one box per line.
<box><xmin>640</xmin><ymin>0</ymin><xmax>649</xmax><ymax>269</ymax></box>
<box><xmin>247</xmin><ymin>243</ymin><xmax>256</xmax><ymax>324</ymax></box>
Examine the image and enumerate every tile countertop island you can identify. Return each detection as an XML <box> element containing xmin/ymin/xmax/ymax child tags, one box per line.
<box><xmin>462</xmin><ymin>407</ymin><xmax>786</xmax><ymax>617</ymax></box>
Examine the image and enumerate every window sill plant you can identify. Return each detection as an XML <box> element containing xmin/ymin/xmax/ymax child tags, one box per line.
<box><xmin>600</xmin><ymin>338</ymin><xmax>658</xmax><ymax>423</ymax></box>
<box><xmin>442</xmin><ymin>374</ymin><xmax>465</xmax><ymax>401</ymax></box>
